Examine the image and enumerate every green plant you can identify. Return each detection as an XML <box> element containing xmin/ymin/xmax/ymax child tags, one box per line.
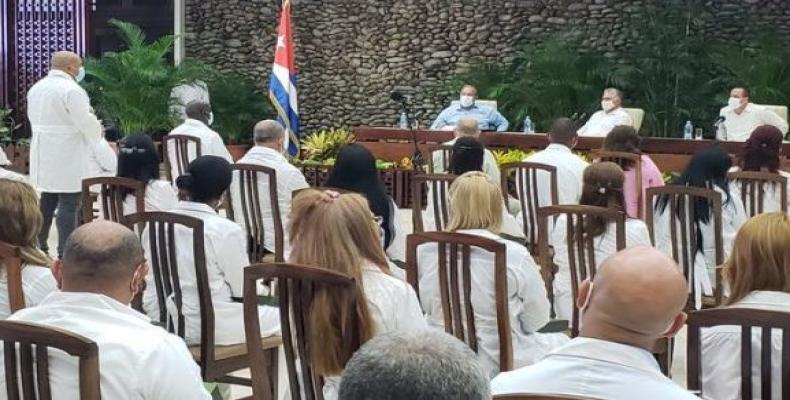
<box><xmin>300</xmin><ymin>128</ymin><xmax>355</xmax><ymax>162</ymax></box>
<box><xmin>492</xmin><ymin>148</ymin><xmax>532</xmax><ymax>166</ymax></box>
<box><xmin>0</xmin><ymin>108</ymin><xmax>16</xmax><ymax>145</ymax></box>
<box><xmin>207</xmin><ymin>70</ymin><xmax>275</xmax><ymax>145</ymax></box>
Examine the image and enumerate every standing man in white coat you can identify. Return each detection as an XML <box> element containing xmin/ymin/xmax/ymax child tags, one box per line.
<box><xmin>27</xmin><ymin>51</ymin><xmax>103</xmax><ymax>257</ymax></box>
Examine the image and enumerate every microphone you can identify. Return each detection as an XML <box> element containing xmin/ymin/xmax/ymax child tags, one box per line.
<box><xmin>713</xmin><ymin>116</ymin><xmax>725</xmax><ymax>127</ymax></box>
<box><xmin>576</xmin><ymin>113</ymin><xmax>587</xmax><ymax>123</ymax></box>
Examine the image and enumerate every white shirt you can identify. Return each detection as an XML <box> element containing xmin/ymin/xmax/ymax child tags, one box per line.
<box><xmin>431</xmin><ymin>138</ymin><xmax>500</xmax><ymax>183</ymax></box>
<box><xmin>491</xmin><ymin>337</ymin><xmax>699</xmax><ymax>400</ymax></box>
<box><xmin>5</xmin><ymin>291</ymin><xmax>211</xmax><ymax>400</ymax></box>
<box><xmin>0</xmin><ymin>265</ymin><xmax>57</xmax><ymax>319</ymax></box>
<box><xmin>0</xmin><ymin>167</ymin><xmax>26</xmax><ymax>182</ymax></box>
<box><xmin>123</xmin><ymin>180</ymin><xmax>179</xmax><ymax>216</ymax></box>
<box><xmin>167</xmin><ymin>119</ymin><xmax>232</xmax><ymax>182</ymax></box>
<box><xmin>88</xmin><ymin>138</ymin><xmax>117</xmax><ymax>179</ymax></box>
<box><xmin>550</xmin><ymin>217</ymin><xmax>652</xmax><ymax>321</ymax></box>
<box><xmin>577</xmin><ymin>108</ymin><xmax>633</xmax><ymax>137</ymax></box>
<box><xmin>700</xmin><ymin>291</ymin><xmax>790</xmax><ymax>400</ymax></box>
<box><xmin>142</xmin><ymin>201</ymin><xmax>279</xmax><ymax>345</ymax></box>
<box><xmin>717</xmin><ymin>104</ymin><xmax>789</xmax><ymax>142</ymax></box>
<box><xmin>524</xmin><ymin>144</ymin><xmax>589</xmax><ymax>205</ymax></box>
<box><xmin>231</xmin><ymin>145</ymin><xmax>309</xmax><ymax>252</ymax></box>
<box><xmin>27</xmin><ymin>70</ymin><xmax>102</xmax><ymax>192</ymax></box>
<box><xmin>416</xmin><ymin>229</ymin><xmax>568</xmax><ymax>377</ymax></box>
<box><xmin>729</xmin><ymin>168</ymin><xmax>790</xmax><ymax>214</ymax></box>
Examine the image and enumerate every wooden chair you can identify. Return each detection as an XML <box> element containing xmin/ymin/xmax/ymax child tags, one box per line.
<box><xmin>80</xmin><ymin>177</ymin><xmax>145</xmax><ymax>225</ymax></box>
<box><xmin>0</xmin><ymin>242</ymin><xmax>25</xmax><ymax>313</ymax></box>
<box><xmin>728</xmin><ymin>171</ymin><xmax>788</xmax><ymax>217</ymax></box>
<box><xmin>0</xmin><ymin>320</ymin><xmax>100</xmax><ymax>400</ymax></box>
<box><xmin>411</xmin><ymin>174</ymin><xmax>456</xmax><ymax>233</ymax></box>
<box><xmin>687</xmin><ymin>308</ymin><xmax>790</xmax><ymax>400</ymax></box>
<box><xmin>493</xmin><ymin>394</ymin><xmax>597</xmax><ymax>400</ymax></box>
<box><xmin>123</xmin><ymin>211</ymin><xmax>280</xmax><ymax>390</ymax></box>
<box><xmin>598</xmin><ymin>151</ymin><xmax>644</xmax><ymax>218</ymax></box>
<box><xmin>405</xmin><ymin>231</ymin><xmax>513</xmax><ymax>371</ymax></box>
<box><xmin>536</xmin><ymin>205</ymin><xmax>625</xmax><ymax>337</ymax></box>
<box><xmin>426</xmin><ymin>144</ymin><xmax>454</xmax><ymax>174</ymax></box>
<box><xmin>244</xmin><ymin>263</ymin><xmax>361</xmax><ymax>400</ymax></box>
<box><xmin>226</xmin><ymin>164</ymin><xmax>284</xmax><ymax>263</ymax></box>
<box><xmin>163</xmin><ymin>134</ymin><xmax>202</xmax><ymax>183</ymax></box>
<box><xmin>500</xmin><ymin>162</ymin><xmax>559</xmax><ymax>253</ymax></box>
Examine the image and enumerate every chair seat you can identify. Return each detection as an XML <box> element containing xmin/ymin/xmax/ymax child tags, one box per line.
<box><xmin>261</xmin><ymin>253</ymin><xmax>277</xmax><ymax>263</ymax></box>
<box><xmin>189</xmin><ymin>336</ymin><xmax>282</xmax><ymax>361</ymax></box>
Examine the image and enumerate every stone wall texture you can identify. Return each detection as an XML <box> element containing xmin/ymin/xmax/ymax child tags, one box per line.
<box><xmin>184</xmin><ymin>0</ymin><xmax>790</xmax><ymax>133</ymax></box>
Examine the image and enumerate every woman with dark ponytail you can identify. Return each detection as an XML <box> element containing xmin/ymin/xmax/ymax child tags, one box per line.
<box><xmin>731</xmin><ymin>125</ymin><xmax>790</xmax><ymax>213</ymax></box>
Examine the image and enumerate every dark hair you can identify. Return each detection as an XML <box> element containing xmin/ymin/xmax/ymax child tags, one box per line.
<box><xmin>733</xmin><ymin>86</ymin><xmax>750</xmax><ymax>98</ymax></box>
<box><xmin>549</xmin><ymin>117</ymin><xmax>578</xmax><ymax>145</ymax></box>
<box><xmin>448</xmin><ymin>137</ymin><xmax>484</xmax><ymax>175</ymax></box>
<box><xmin>176</xmin><ymin>156</ymin><xmax>232</xmax><ymax>204</ymax></box>
<box><xmin>325</xmin><ymin>144</ymin><xmax>394</xmax><ymax>248</ymax></box>
<box><xmin>117</xmin><ymin>134</ymin><xmax>160</xmax><ymax>197</ymax></box>
<box><xmin>739</xmin><ymin>125</ymin><xmax>783</xmax><ymax>173</ymax></box>
<box><xmin>602</xmin><ymin>125</ymin><xmax>642</xmax><ymax>170</ymax></box>
<box><xmin>580</xmin><ymin>162</ymin><xmax>626</xmax><ymax>239</ymax></box>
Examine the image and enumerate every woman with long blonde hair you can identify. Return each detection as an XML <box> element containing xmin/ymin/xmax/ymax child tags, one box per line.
<box><xmin>417</xmin><ymin>171</ymin><xmax>568</xmax><ymax>377</ymax></box>
<box><xmin>0</xmin><ymin>179</ymin><xmax>57</xmax><ymax>318</ymax></box>
<box><xmin>701</xmin><ymin>213</ymin><xmax>790</xmax><ymax>400</ymax></box>
<box><xmin>288</xmin><ymin>189</ymin><xmax>426</xmax><ymax>399</ymax></box>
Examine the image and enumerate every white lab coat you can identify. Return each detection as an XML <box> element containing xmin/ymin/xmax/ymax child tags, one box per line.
<box><xmin>415</xmin><ymin>229</ymin><xmax>568</xmax><ymax>377</ymax></box>
<box><xmin>0</xmin><ymin>168</ymin><xmax>26</xmax><ymax>182</ymax></box>
<box><xmin>142</xmin><ymin>201</ymin><xmax>280</xmax><ymax>345</ymax></box>
<box><xmin>491</xmin><ymin>337</ymin><xmax>699</xmax><ymax>399</ymax></box>
<box><xmin>577</xmin><ymin>108</ymin><xmax>633</xmax><ymax>137</ymax></box>
<box><xmin>27</xmin><ymin>70</ymin><xmax>102</xmax><ymax>192</ymax></box>
<box><xmin>729</xmin><ymin>167</ymin><xmax>790</xmax><ymax>214</ymax></box>
<box><xmin>0</xmin><ymin>265</ymin><xmax>57</xmax><ymax>319</ymax></box>
<box><xmin>167</xmin><ymin>119</ymin><xmax>232</xmax><ymax>182</ymax></box>
<box><xmin>700</xmin><ymin>291</ymin><xmax>790</xmax><ymax>400</ymax></box>
<box><xmin>5</xmin><ymin>291</ymin><xmax>211</xmax><ymax>399</ymax></box>
<box><xmin>122</xmin><ymin>180</ymin><xmax>179</xmax><ymax>216</ymax></box>
<box><xmin>230</xmin><ymin>145</ymin><xmax>309</xmax><ymax>252</ymax></box>
<box><xmin>88</xmin><ymin>138</ymin><xmax>117</xmax><ymax>179</ymax></box>
<box><xmin>550</xmin><ymin>217</ymin><xmax>652</xmax><ymax>321</ymax></box>
<box><xmin>653</xmin><ymin>185</ymin><xmax>747</xmax><ymax>308</ymax></box>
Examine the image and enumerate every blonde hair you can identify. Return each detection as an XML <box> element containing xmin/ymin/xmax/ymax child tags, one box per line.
<box><xmin>724</xmin><ymin>212</ymin><xmax>790</xmax><ymax>305</ymax></box>
<box><xmin>0</xmin><ymin>180</ymin><xmax>52</xmax><ymax>268</ymax></box>
<box><xmin>287</xmin><ymin>189</ymin><xmax>388</xmax><ymax>375</ymax></box>
<box><xmin>446</xmin><ymin>171</ymin><xmax>503</xmax><ymax>233</ymax></box>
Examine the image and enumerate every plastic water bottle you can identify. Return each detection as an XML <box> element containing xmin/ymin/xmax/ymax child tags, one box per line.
<box><xmin>398</xmin><ymin>112</ymin><xmax>409</xmax><ymax>129</ymax></box>
<box><xmin>683</xmin><ymin>120</ymin><xmax>693</xmax><ymax>140</ymax></box>
<box><xmin>523</xmin><ymin>116</ymin><xmax>534</xmax><ymax>134</ymax></box>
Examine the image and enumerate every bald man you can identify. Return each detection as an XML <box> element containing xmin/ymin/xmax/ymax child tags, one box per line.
<box><xmin>6</xmin><ymin>221</ymin><xmax>210</xmax><ymax>399</ymax></box>
<box><xmin>166</xmin><ymin>100</ymin><xmax>232</xmax><ymax>182</ymax></box>
<box><xmin>27</xmin><ymin>51</ymin><xmax>103</xmax><ymax>257</ymax></box>
<box><xmin>432</xmin><ymin>116</ymin><xmax>500</xmax><ymax>183</ymax></box>
<box><xmin>491</xmin><ymin>246</ymin><xmax>698</xmax><ymax>399</ymax></box>
<box><xmin>577</xmin><ymin>87</ymin><xmax>633</xmax><ymax>137</ymax></box>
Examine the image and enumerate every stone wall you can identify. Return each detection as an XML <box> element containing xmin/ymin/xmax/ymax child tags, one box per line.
<box><xmin>184</xmin><ymin>0</ymin><xmax>790</xmax><ymax>133</ymax></box>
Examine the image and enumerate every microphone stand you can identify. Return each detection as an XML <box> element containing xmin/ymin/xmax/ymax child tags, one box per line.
<box><xmin>397</xmin><ymin>99</ymin><xmax>423</xmax><ymax>173</ymax></box>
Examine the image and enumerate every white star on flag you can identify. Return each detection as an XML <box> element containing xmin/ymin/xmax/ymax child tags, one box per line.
<box><xmin>276</xmin><ymin>35</ymin><xmax>285</xmax><ymax>48</ymax></box>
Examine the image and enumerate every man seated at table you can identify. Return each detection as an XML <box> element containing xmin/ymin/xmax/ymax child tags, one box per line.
<box><xmin>717</xmin><ymin>86</ymin><xmax>788</xmax><ymax>142</ymax></box>
<box><xmin>577</xmin><ymin>88</ymin><xmax>633</xmax><ymax>137</ymax></box>
<box><xmin>432</xmin><ymin>116</ymin><xmax>500</xmax><ymax>183</ymax></box>
<box><xmin>431</xmin><ymin>85</ymin><xmax>509</xmax><ymax>132</ymax></box>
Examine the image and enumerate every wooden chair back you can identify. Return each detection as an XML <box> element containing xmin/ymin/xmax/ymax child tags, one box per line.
<box><xmin>80</xmin><ymin>177</ymin><xmax>145</xmax><ymax>225</ymax></box>
<box><xmin>0</xmin><ymin>320</ymin><xmax>100</xmax><ymax>400</ymax></box>
<box><xmin>405</xmin><ymin>231</ymin><xmax>513</xmax><ymax>371</ymax></box>
<box><xmin>0</xmin><ymin>242</ymin><xmax>25</xmax><ymax>313</ymax></box>
<box><xmin>598</xmin><ymin>151</ymin><xmax>644</xmax><ymax>218</ymax></box>
<box><xmin>427</xmin><ymin>144</ymin><xmax>454</xmax><ymax>174</ymax></box>
<box><xmin>411</xmin><ymin>174</ymin><xmax>456</xmax><ymax>233</ymax></box>
<box><xmin>687</xmin><ymin>308</ymin><xmax>790</xmax><ymax>400</ymax></box>
<box><xmin>500</xmin><ymin>162</ymin><xmax>559</xmax><ymax>252</ymax></box>
<box><xmin>645</xmin><ymin>185</ymin><xmax>724</xmax><ymax>306</ymax></box>
<box><xmin>493</xmin><ymin>394</ymin><xmax>597</xmax><ymax>400</ymax></box>
<box><xmin>727</xmin><ymin>171</ymin><xmax>788</xmax><ymax>217</ymax></box>
<box><xmin>537</xmin><ymin>205</ymin><xmax>625</xmax><ymax>337</ymax></box>
<box><xmin>163</xmin><ymin>134</ymin><xmax>202</xmax><ymax>183</ymax></box>
<box><xmin>226</xmin><ymin>164</ymin><xmax>284</xmax><ymax>263</ymax></box>
<box><xmin>244</xmin><ymin>263</ymin><xmax>360</xmax><ymax>400</ymax></box>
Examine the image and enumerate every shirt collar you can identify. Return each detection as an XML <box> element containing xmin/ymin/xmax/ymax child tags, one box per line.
<box><xmin>177</xmin><ymin>201</ymin><xmax>218</xmax><ymax>215</ymax></box>
<box><xmin>545</xmin><ymin>143</ymin><xmax>573</xmax><ymax>153</ymax></box>
<box><xmin>457</xmin><ymin>104</ymin><xmax>479</xmax><ymax>111</ymax></box>
<box><xmin>182</xmin><ymin>118</ymin><xmax>209</xmax><ymax>129</ymax></box>
<box><xmin>39</xmin><ymin>291</ymin><xmax>149</xmax><ymax>322</ymax></box>
<box><xmin>247</xmin><ymin>145</ymin><xmax>287</xmax><ymax>162</ymax></box>
<box><xmin>48</xmin><ymin>70</ymin><xmax>74</xmax><ymax>80</ymax></box>
<box><xmin>732</xmin><ymin>291</ymin><xmax>790</xmax><ymax>309</ymax></box>
<box><xmin>549</xmin><ymin>337</ymin><xmax>663</xmax><ymax>376</ymax></box>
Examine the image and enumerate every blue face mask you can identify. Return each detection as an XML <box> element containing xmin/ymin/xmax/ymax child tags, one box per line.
<box><xmin>75</xmin><ymin>66</ymin><xmax>86</xmax><ymax>82</ymax></box>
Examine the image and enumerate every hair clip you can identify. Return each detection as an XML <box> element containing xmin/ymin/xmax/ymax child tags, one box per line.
<box><xmin>119</xmin><ymin>146</ymin><xmax>146</xmax><ymax>154</ymax></box>
<box><xmin>598</xmin><ymin>187</ymin><xmax>607</xmax><ymax>194</ymax></box>
<box><xmin>761</xmin><ymin>143</ymin><xmax>768</xmax><ymax>148</ymax></box>
<box><xmin>321</xmin><ymin>190</ymin><xmax>341</xmax><ymax>203</ymax></box>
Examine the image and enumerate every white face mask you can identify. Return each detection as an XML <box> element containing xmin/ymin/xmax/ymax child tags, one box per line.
<box><xmin>74</xmin><ymin>66</ymin><xmax>86</xmax><ymax>82</ymax></box>
<box><xmin>459</xmin><ymin>95</ymin><xmax>475</xmax><ymax>108</ymax></box>
<box><xmin>207</xmin><ymin>112</ymin><xmax>214</xmax><ymax>125</ymax></box>
<box><xmin>601</xmin><ymin>100</ymin><xmax>616</xmax><ymax>112</ymax></box>
<box><xmin>727</xmin><ymin>97</ymin><xmax>742</xmax><ymax>110</ymax></box>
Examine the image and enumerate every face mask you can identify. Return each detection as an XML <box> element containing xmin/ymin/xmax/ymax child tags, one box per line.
<box><xmin>74</xmin><ymin>66</ymin><xmax>86</xmax><ymax>82</ymax></box>
<box><xmin>207</xmin><ymin>112</ymin><xmax>214</xmax><ymax>126</ymax></box>
<box><xmin>459</xmin><ymin>95</ymin><xmax>475</xmax><ymax>108</ymax></box>
<box><xmin>727</xmin><ymin>97</ymin><xmax>742</xmax><ymax>110</ymax></box>
<box><xmin>601</xmin><ymin>100</ymin><xmax>615</xmax><ymax>112</ymax></box>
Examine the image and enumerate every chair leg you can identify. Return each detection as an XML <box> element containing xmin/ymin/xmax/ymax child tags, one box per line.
<box><xmin>265</xmin><ymin>347</ymin><xmax>279</xmax><ymax>400</ymax></box>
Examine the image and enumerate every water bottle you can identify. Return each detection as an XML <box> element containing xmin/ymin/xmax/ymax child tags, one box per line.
<box><xmin>523</xmin><ymin>116</ymin><xmax>534</xmax><ymax>134</ymax></box>
<box><xmin>398</xmin><ymin>112</ymin><xmax>409</xmax><ymax>129</ymax></box>
<box><xmin>683</xmin><ymin>120</ymin><xmax>693</xmax><ymax>140</ymax></box>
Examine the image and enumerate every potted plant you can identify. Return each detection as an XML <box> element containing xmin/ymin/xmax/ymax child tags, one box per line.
<box><xmin>0</xmin><ymin>108</ymin><xmax>26</xmax><ymax>172</ymax></box>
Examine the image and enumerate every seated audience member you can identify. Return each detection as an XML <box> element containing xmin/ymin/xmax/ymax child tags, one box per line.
<box><xmin>289</xmin><ymin>189</ymin><xmax>426</xmax><ymax>399</ymax></box>
<box><xmin>701</xmin><ymin>212</ymin><xmax>790</xmax><ymax>400</ymax></box>
<box><xmin>577</xmin><ymin>88</ymin><xmax>633</xmax><ymax>137</ymax></box>
<box><xmin>6</xmin><ymin>221</ymin><xmax>210</xmax><ymax>399</ymax></box>
<box><xmin>524</xmin><ymin>117</ymin><xmax>589</xmax><ymax>204</ymax></box>
<box><xmin>654</xmin><ymin>146</ymin><xmax>747</xmax><ymax>307</ymax></box>
<box><xmin>230</xmin><ymin>120</ymin><xmax>309</xmax><ymax>253</ymax></box>
<box><xmin>339</xmin><ymin>330</ymin><xmax>489</xmax><ymax>400</ymax></box>
<box><xmin>731</xmin><ymin>125</ymin><xmax>790</xmax><ymax>213</ymax></box>
<box><xmin>602</xmin><ymin>125</ymin><xmax>664</xmax><ymax>218</ymax></box>
<box><xmin>417</xmin><ymin>171</ymin><xmax>568</xmax><ymax>376</ymax></box>
<box><xmin>0</xmin><ymin>180</ymin><xmax>57</xmax><ymax>318</ymax></box>
<box><xmin>142</xmin><ymin>156</ymin><xmax>279</xmax><ymax>345</ymax></box>
<box><xmin>325</xmin><ymin>144</ymin><xmax>399</xmax><ymax>250</ymax></box>
<box><xmin>551</xmin><ymin>162</ymin><xmax>651</xmax><ymax>320</ymax></box>
<box><xmin>88</xmin><ymin>137</ymin><xmax>117</xmax><ymax>180</ymax></box>
<box><xmin>431</xmin><ymin>85</ymin><xmax>509</xmax><ymax>132</ymax></box>
<box><xmin>717</xmin><ymin>87</ymin><xmax>788</xmax><ymax>142</ymax></box>
<box><xmin>492</xmin><ymin>246</ymin><xmax>697</xmax><ymax>400</ymax></box>
<box><xmin>433</xmin><ymin>116</ymin><xmax>500</xmax><ymax>182</ymax></box>
<box><xmin>167</xmin><ymin>101</ymin><xmax>232</xmax><ymax>179</ymax></box>
<box><xmin>117</xmin><ymin>134</ymin><xmax>178</xmax><ymax>215</ymax></box>
<box><xmin>0</xmin><ymin>151</ymin><xmax>25</xmax><ymax>182</ymax></box>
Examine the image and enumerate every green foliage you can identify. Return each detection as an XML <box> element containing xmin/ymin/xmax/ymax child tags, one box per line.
<box><xmin>206</xmin><ymin>70</ymin><xmax>275</xmax><ymax>145</ymax></box>
<box><xmin>0</xmin><ymin>108</ymin><xmax>22</xmax><ymax>145</ymax></box>
<box><xmin>492</xmin><ymin>148</ymin><xmax>532</xmax><ymax>166</ymax></box>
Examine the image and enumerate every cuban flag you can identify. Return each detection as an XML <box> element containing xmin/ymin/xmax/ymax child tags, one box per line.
<box><xmin>269</xmin><ymin>0</ymin><xmax>300</xmax><ymax>156</ymax></box>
